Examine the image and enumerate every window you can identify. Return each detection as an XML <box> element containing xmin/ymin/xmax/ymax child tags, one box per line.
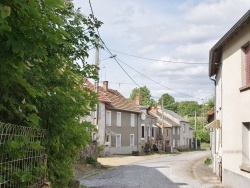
<box><xmin>241</xmin><ymin>122</ymin><xmax>250</xmax><ymax>172</ymax></box>
<box><xmin>243</xmin><ymin>44</ymin><xmax>250</xmax><ymax>86</ymax></box>
<box><xmin>130</xmin><ymin>114</ymin><xmax>135</xmax><ymax>127</ymax></box>
<box><xmin>173</xmin><ymin>127</ymin><xmax>175</xmax><ymax>135</ymax></box>
<box><xmin>117</xmin><ymin>112</ymin><xmax>121</xmax><ymax>127</ymax></box>
<box><xmin>141</xmin><ymin>124</ymin><xmax>145</xmax><ymax>139</ymax></box>
<box><xmin>106</xmin><ymin>111</ymin><xmax>111</xmax><ymax>126</ymax></box>
<box><xmin>177</xmin><ymin>140</ymin><xmax>180</xmax><ymax>147</ymax></box>
<box><xmin>177</xmin><ymin>127</ymin><xmax>180</xmax><ymax>135</ymax></box>
<box><xmin>116</xmin><ymin>134</ymin><xmax>121</xmax><ymax>147</ymax></box>
<box><xmin>173</xmin><ymin>139</ymin><xmax>175</xmax><ymax>148</ymax></box>
<box><xmin>183</xmin><ymin>124</ymin><xmax>185</xmax><ymax>133</ymax></box>
<box><xmin>130</xmin><ymin>134</ymin><xmax>134</xmax><ymax>146</ymax></box>
<box><xmin>152</xmin><ymin>127</ymin><xmax>154</xmax><ymax>137</ymax></box>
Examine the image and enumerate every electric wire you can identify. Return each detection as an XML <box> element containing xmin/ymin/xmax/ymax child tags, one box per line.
<box><xmin>109</xmin><ymin>49</ymin><xmax>208</xmax><ymax>65</ymax></box>
<box><xmin>88</xmin><ymin>0</ymin><xmax>202</xmax><ymax>101</ymax></box>
<box><xmin>114</xmin><ymin>56</ymin><xmax>201</xmax><ymax>100</ymax></box>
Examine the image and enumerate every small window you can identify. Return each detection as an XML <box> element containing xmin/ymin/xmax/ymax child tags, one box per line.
<box><xmin>116</xmin><ymin>134</ymin><xmax>121</xmax><ymax>147</ymax></box>
<box><xmin>130</xmin><ymin>134</ymin><xmax>134</xmax><ymax>146</ymax></box>
<box><xmin>106</xmin><ymin>111</ymin><xmax>111</xmax><ymax>126</ymax></box>
<box><xmin>130</xmin><ymin>114</ymin><xmax>135</xmax><ymax>127</ymax></box>
<box><xmin>173</xmin><ymin>139</ymin><xmax>175</xmax><ymax>148</ymax></box>
<box><xmin>152</xmin><ymin>127</ymin><xmax>154</xmax><ymax>137</ymax></box>
<box><xmin>117</xmin><ymin>112</ymin><xmax>121</xmax><ymax>127</ymax></box>
<box><xmin>141</xmin><ymin>124</ymin><xmax>145</xmax><ymax>139</ymax></box>
<box><xmin>173</xmin><ymin>127</ymin><xmax>175</xmax><ymax>135</ymax></box>
<box><xmin>177</xmin><ymin>140</ymin><xmax>180</xmax><ymax>147</ymax></box>
<box><xmin>177</xmin><ymin>127</ymin><xmax>180</xmax><ymax>135</ymax></box>
<box><xmin>183</xmin><ymin>124</ymin><xmax>185</xmax><ymax>133</ymax></box>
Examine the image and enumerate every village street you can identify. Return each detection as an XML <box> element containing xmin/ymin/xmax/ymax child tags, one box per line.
<box><xmin>80</xmin><ymin>150</ymin><xmax>222</xmax><ymax>188</ymax></box>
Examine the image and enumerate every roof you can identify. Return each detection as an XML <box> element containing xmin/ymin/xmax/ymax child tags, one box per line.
<box><xmin>83</xmin><ymin>79</ymin><xmax>110</xmax><ymax>103</ymax></box>
<box><xmin>149</xmin><ymin>110</ymin><xmax>176</xmax><ymax>128</ymax></box>
<box><xmin>164</xmin><ymin>109</ymin><xmax>189</xmax><ymax>123</ymax></box>
<box><xmin>209</xmin><ymin>9</ymin><xmax>250</xmax><ymax>77</ymax></box>
<box><xmin>100</xmin><ymin>88</ymin><xmax>141</xmax><ymax>113</ymax></box>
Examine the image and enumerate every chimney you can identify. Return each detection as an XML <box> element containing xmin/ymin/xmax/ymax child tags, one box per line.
<box><xmin>135</xmin><ymin>93</ymin><xmax>140</xmax><ymax>105</ymax></box>
<box><xmin>103</xmin><ymin>81</ymin><xmax>108</xmax><ymax>91</ymax></box>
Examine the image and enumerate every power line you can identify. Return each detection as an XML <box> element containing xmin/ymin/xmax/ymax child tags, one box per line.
<box><xmin>88</xmin><ymin>0</ymin><xmax>140</xmax><ymax>88</ymax></box>
<box><xmin>114</xmin><ymin>56</ymin><xmax>202</xmax><ymax>100</ymax></box>
<box><xmin>109</xmin><ymin>49</ymin><xmax>208</xmax><ymax>65</ymax></box>
<box><xmin>88</xmin><ymin>0</ymin><xmax>202</xmax><ymax>101</ymax></box>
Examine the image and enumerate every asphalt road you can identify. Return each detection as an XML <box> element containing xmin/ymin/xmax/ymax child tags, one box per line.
<box><xmin>80</xmin><ymin>150</ymin><xmax>213</xmax><ymax>188</ymax></box>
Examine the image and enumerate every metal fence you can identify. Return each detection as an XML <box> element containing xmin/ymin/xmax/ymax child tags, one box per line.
<box><xmin>0</xmin><ymin>122</ymin><xmax>47</xmax><ymax>188</ymax></box>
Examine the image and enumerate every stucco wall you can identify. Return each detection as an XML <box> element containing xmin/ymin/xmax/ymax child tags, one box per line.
<box><xmin>105</xmin><ymin>109</ymin><xmax>139</xmax><ymax>154</ymax></box>
<box><xmin>218</xmin><ymin>22</ymin><xmax>250</xmax><ymax>185</ymax></box>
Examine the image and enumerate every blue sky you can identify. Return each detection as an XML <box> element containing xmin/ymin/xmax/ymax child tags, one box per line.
<box><xmin>73</xmin><ymin>0</ymin><xmax>250</xmax><ymax>103</ymax></box>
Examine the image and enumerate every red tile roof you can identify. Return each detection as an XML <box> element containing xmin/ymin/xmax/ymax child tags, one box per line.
<box><xmin>83</xmin><ymin>79</ymin><xmax>110</xmax><ymax>103</ymax></box>
<box><xmin>101</xmin><ymin>88</ymin><xmax>141</xmax><ymax>113</ymax></box>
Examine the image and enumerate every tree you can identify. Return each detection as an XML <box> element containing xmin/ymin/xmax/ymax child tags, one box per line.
<box><xmin>158</xmin><ymin>93</ymin><xmax>177</xmax><ymax>112</ymax></box>
<box><xmin>176</xmin><ymin>101</ymin><xmax>201</xmax><ymax>117</ymax></box>
<box><xmin>0</xmin><ymin>0</ymin><xmax>101</xmax><ymax>187</ymax></box>
<box><xmin>130</xmin><ymin>86</ymin><xmax>156</xmax><ymax>106</ymax></box>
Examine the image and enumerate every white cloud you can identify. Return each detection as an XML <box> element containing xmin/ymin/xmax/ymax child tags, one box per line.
<box><xmin>73</xmin><ymin>0</ymin><xmax>249</xmax><ymax>102</ymax></box>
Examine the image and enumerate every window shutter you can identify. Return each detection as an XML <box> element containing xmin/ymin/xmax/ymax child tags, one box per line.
<box><xmin>246</xmin><ymin>45</ymin><xmax>250</xmax><ymax>85</ymax></box>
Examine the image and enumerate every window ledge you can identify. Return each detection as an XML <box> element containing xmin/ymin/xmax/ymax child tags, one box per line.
<box><xmin>239</xmin><ymin>84</ymin><xmax>250</xmax><ymax>92</ymax></box>
<box><xmin>240</xmin><ymin>165</ymin><xmax>250</xmax><ymax>173</ymax></box>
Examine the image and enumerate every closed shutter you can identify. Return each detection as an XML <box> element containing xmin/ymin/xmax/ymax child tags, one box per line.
<box><xmin>245</xmin><ymin>45</ymin><xmax>250</xmax><ymax>85</ymax></box>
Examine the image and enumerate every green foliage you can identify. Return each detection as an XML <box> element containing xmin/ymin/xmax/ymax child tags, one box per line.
<box><xmin>86</xmin><ymin>155</ymin><xmax>97</xmax><ymax>164</ymax></box>
<box><xmin>158</xmin><ymin>93</ymin><xmax>177</xmax><ymax>112</ymax></box>
<box><xmin>176</xmin><ymin>101</ymin><xmax>201</xmax><ymax>116</ymax></box>
<box><xmin>0</xmin><ymin>0</ymin><xmax>101</xmax><ymax>187</ymax></box>
<box><xmin>204</xmin><ymin>157</ymin><xmax>212</xmax><ymax>165</ymax></box>
<box><xmin>130</xmin><ymin>86</ymin><xmax>156</xmax><ymax>106</ymax></box>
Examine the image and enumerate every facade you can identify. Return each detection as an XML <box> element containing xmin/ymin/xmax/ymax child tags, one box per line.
<box><xmin>163</xmin><ymin>109</ymin><xmax>193</xmax><ymax>149</ymax></box>
<box><xmin>149</xmin><ymin>107</ymin><xmax>172</xmax><ymax>152</ymax></box>
<box><xmin>208</xmin><ymin>10</ymin><xmax>250</xmax><ymax>187</ymax></box>
<box><xmin>137</xmin><ymin>105</ymin><xmax>158</xmax><ymax>152</ymax></box>
<box><xmin>100</xmin><ymin>81</ymin><xmax>141</xmax><ymax>155</ymax></box>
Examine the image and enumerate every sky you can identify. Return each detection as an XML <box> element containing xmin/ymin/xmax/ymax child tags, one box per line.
<box><xmin>73</xmin><ymin>0</ymin><xmax>250</xmax><ymax>103</ymax></box>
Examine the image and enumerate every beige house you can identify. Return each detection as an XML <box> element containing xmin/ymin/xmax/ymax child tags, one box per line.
<box><xmin>150</xmin><ymin>107</ymin><xmax>193</xmax><ymax>152</ymax></box>
<box><xmin>208</xmin><ymin>10</ymin><xmax>250</xmax><ymax>187</ymax></box>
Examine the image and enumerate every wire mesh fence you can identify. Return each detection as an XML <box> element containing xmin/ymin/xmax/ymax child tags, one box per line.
<box><xmin>0</xmin><ymin>122</ymin><xmax>47</xmax><ymax>188</ymax></box>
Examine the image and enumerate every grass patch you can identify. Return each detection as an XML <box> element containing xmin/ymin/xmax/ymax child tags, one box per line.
<box><xmin>200</xmin><ymin>142</ymin><xmax>210</xmax><ymax>150</ymax></box>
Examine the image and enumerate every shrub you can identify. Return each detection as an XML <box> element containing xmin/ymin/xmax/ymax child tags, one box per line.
<box><xmin>204</xmin><ymin>157</ymin><xmax>211</xmax><ymax>165</ymax></box>
<box><xmin>86</xmin><ymin>155</ymin><xmax>97</xmax><ymax>164</ymax></box>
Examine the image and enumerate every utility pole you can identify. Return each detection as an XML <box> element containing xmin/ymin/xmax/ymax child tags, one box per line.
<box><xmin>195</xmin><ymin>110</ymin><xmax>197</xmax><ymax>150</ymax></box>
<box><xmin>161</xmin><ymin>98</ymin><xmax>164</xmax><ymax>151</ymax></box>
<box><xmin>94</xmin><ymin>38</ymin><xmax>99</xmax><ymax>130</ymax></box>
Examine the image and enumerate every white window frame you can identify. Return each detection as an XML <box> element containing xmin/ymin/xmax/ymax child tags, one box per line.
<box><xmin>173</xmin><ymin>127</ymin><xmax>175</xmax><ymax>135</ymax></box>
<box><xmin>106</xmin><ymin>110</ymin><xmax>111</xmax><ymax>126</ymax></box>
<box><xmin>130</xmin><ymin>114</ymin><xmax>135</xmax><ymax>127</ymax></box>
<box><xmin>116</xmin><ymin>134</ymin><xmax>121</xmax><ymax>147</ymax></box>
<box><xmin>117</xmin><ymin>112</ymin><xmax>121</xmax><ymax>127</ymax></box>
<box><xmin>130</xmin><ymin>134</ymin><xmax>134</xmax><ymax>146</ymax></box>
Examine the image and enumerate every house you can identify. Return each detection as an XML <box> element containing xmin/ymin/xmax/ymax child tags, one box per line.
<box><xmin>208</xmin><ymin>10</ymin><xmax>250</xmax><ymax>187</ymax></box>
<box><xmin>135</xmin><ymin>95</ymin><xmax>159</xmax><ymax>152</ymax></box>
<box><xmin>99</xmin><ymin>81</ymin><xmax>141</xmax><ymax>155</ymax></box>
<box><xmin>149</xmin><ymin>107</ymin><xmax>193</xmax><ymax>152</ymax></box>
<box><xmin>163</xmin><ymin>109</ymin><xmax>193</xmax><ymax>149</ymax></box>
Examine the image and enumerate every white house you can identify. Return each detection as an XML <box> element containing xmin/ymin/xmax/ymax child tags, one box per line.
<box><xmin>208</xmin><ymin>10</ymin><xmax>250</xmax><ymax>187</ymax></box>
